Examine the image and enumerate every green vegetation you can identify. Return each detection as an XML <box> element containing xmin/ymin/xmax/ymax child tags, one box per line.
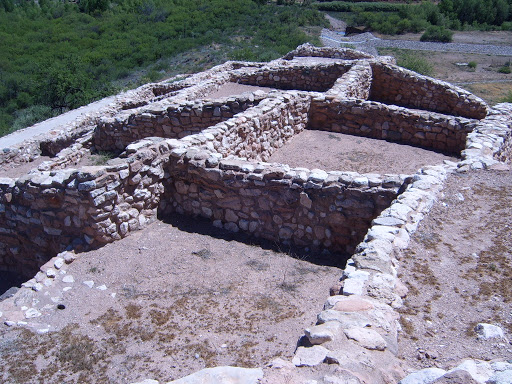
<box><xmin>316</xmin><ymin>0</ymin><xmax>512</xmax><ymax>35</ymax></box>
<box><xmin>502</xmin><ymin>91</ymin><xmax>512</xmax><ymax>102</ymax></box>
<box><xmin>0</xmin><ymin>0</ymin><xmax>326</xmax><ymax>136</ymax></box>
<box><xmin>420</xmin><ymin>25</ymin><xmax>453</xmax><ymax>42</ymax></box>
<box><xmin>498</xmin><ymin>62</ymin><xmax>512</xmax><ymax>74</ymax></box>
<box><xmin>391</xmin><ymin>50</ymin><xmax>434</xmax><ymax>76</ymax></box>
<box><xmin>468</xmin><ymin>61</ymin><xmax>477</xmax><ymax>69</ymax></box>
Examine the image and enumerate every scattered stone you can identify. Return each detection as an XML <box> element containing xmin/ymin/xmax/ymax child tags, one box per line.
<box><xmin>62</xmin><ymin>275</ymin><xmax>75</xmax><ymax>283</ymax></box>
<box><xmin>97</xmin><ymin>284</ymin><xmax>107</xmax><ymax>290</ymax></box>
<box><xmin>131</xmin><ymin>380</ymin><xmax>159</xmax><ymax>384</ymax></box>
<box><xmin>25</xmin><ymin>308</ymin><xmax>42</xmax><ymax>319</ymax></box>
<box><xmin>83</xmin><ymin>280</ymin><xmax>94</xmax><ymax>288</ymax></box>
<box><xmin>475</xmin><ymin>323</ymin><xmax>506</xmax><ymax>340</ymax></box>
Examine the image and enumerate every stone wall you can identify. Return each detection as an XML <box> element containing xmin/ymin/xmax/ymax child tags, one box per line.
<box><xmin>326</xmin><ymin>61</ymin><xmax>372</xmax><ymax>100</ymax></box>
<box><xmin>195</xmin><ymin>91</ymin><xmax>312</xmax><ymax>161</ymax></box>
<box><xmin>283</xmin><ymin>43</ymin><xmax>375</xmax><ymax>61</ymax></box>
<box><xmin>369</xmin><ymin>62</ymin><xmax>488</xmax><ymax>119</ymax></box>
<box><xmin>309</xmin><ymin>97</ymin><xmax>475</xmax><ymax>154</ymax></box>
<box><xmin>0</xmin><ymin>138</ymin><xmax>173</xmax><ymax>275</ymax></box>
<box><xmin>160</xmin><ymin>148</ymin><xmax>404</xmax><ymax>256</ymax></box>
<box><xmin>235</xmin><ymin>62</ymin><xmax>352</xmax><ymax>92</ymax></box>
<box><xmin>94</xmin><ymin>93</ymin><xmax>266</xmax><ymax>152</ymax></box>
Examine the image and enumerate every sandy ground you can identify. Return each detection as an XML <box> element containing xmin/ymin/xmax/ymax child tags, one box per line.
<box><xmin>204</xmin><ymin>83</ymin><xmax>275</xmax><ymax>99</ymax></box>
<box><xmin>0</xmin><ymin>215</ymin><xmax>343</xmax><ymax>383</ymax></box>
<box><xmin>268</xmin><ymin>130</ymin><xmax>457</xmax><ymax>174</ymax></box>
<box><xmin>397</xmin><ymin>169</ymin><xmax>512</xmax><ymax>370</ymax></box>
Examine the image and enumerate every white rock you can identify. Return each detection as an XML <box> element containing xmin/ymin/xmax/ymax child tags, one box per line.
<box><xmin>97</xmin><ymin>285</ymin><xmax>107</xmax><ymax>291</ymax></box>
<box><xmin>317</xmin><ymin>310</ymin><xmax>371</xmax><ymax>328</ymax></box>
<box><xmin>46</xmin><ymin>269</ymin><xmax>57</xmax><ymax>278</ymax></box>
<box><xmin>63</xmin><ymin>287</ymin><xmax>72</xmax><ymax>292</ymax></box>
<box><xmin>342</xmin><ymin>278</ymin><xmax>366</xmax><ymax>296</ymax></box>
<box><xmin>292</xmin><ymin>345</ymin><xmax>329</xmax><ymax>367</ymax></box>
<box><xmin>83</xmin><ymin>280</ymin><xmax>94</xmax><ymax>288</ymax></box>
<box><xmin>32</xmin><ymin>283</ymin><xmax>43</xmax><ymax>292</ymax></box>
<box><xmin>305</xmin><ymin>321</ymin><xmax>342</xmax><ymax>345</ymax></box>
<box><xmin>343</xmin><ymin>327</ymin><xmax>386</xmax><ymax>351</ymax></box>
<box><xmin>54</xmin><ymin>258</ymin><xmax>65</xmax><ymax>269</ymax></box>
<box><xmin>475</xmin><ymin>323</ymin><xmax>506</xmax><ymax>340</ymax></box>
<box><xmin>62</xmin><ymin>275</ymin><xmax>75</xmax><ymax>283</ymax></box>
<box><xmin>449</xmin><ymin>359</ymin><xmax>493</xmax><ymax>383</ymax></box>
<box><xmin>165</xmin><ymin>366</ymin><xmax>263</xmax><ymax>384</ymax></box>
<box><xmin>131</xmin><ymin>380</ymin><xmax>159</xmax><ymax>384</ymax></box>
<box><xmin>399</xmin><ymin>368</ymin><xmax>446</xmax><ymax>384</ymax></box>
<box><xmin>25</xmin><ymin>308</ymin><xmax>42</xmax><ymax>319</ymax></box>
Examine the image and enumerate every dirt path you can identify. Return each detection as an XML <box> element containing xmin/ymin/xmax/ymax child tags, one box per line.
<box><xmin>397</xmin><ymin>169</ymin><xmax>512</xmax><ymax>370</ymax></box>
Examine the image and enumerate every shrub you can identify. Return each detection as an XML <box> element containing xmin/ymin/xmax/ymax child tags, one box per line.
<box><xmin>498</xmin><ymin>62</ymin><xmax>511</xmax><ymax>74</ymax></box>
<box><xmin>420</xmin><ymin>25</ymin><xmax>453</xmax><ymax>42</ymax></box>
<box><xmin>397</xmin><ymin>53</ymin><xmax>434</xmax><ymax>76</ymax></box>
<box><xmin>468</xmin><ymin>61</ymin><xmax>477</xmax><ymax>69</ymax></box>
<box><xmin>10</xmin><ymin>105</ymin><xmax>55</xmax><ymax>133</ymax></box>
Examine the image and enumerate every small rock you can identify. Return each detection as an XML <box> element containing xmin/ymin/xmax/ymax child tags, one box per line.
<box><xmin>448</xmin><ymin>359</ymin><xmax>493</xmax><ymax>383</ymax></box>
<box><xmin>54</xmin><ymin>258</ymin><xmax>65</xmax><ymax>270</ymax></box>
<box><xmin>32</xmin><ymin>283</ymin><xmax>43</xmax><ymax>292</ymax></box>
<box><xmin>432</xmin><ymin>370</ymin><xmax>479</xmax><ymax>384</ymax></box>
<box><xmin>97</xmin><ymin>285</ymin><xmax>107</xmax><ymax>291</ymax></box>
<box><xmin>83</xmin><ymin>281</ymin><xmax>94</xmax><ymax>288</ymax></box>
<box><xmin>63</xmin><ymin>252</ymin><xmax>76</xmax><ymax>264</ymax></box>
<box><xmin>399</xmin><ymin>368</ymin><xmax>447</xmax><ymax>384</ymax></box>
<box><xmin>344</xmin><ymin>327</ymin><xmax>387</xmax><ymax>351</ymax></box>
<box><xmin>292</xmin><ymin>345</ymin><xmax>329</xmax><ymax>367</ymax></box>
<box><xmin>62</xmin><ymin>275</ymin><xmax>75</xmax><ymax>283</ymax></box>
<box><xmin>131</xmin><ymin>380</ymin><xmax>159</xmax><ymax>384</ymax></box>
<box><xmin>305</xmin><ymin>321</ymin><xmax>342</xmax><ymax>345</ymax></box>
<box><xmin>25</xmin><ymin>308</ymin><xmax>42</xmax><ymax>319</ymax></box>
<box><xmin>475</xmin><ymin>323</ymin><xmax>506</xmax><ymax>340</ymax></box>
<box><xmin>46</xmin><ymin>269</ymin><xmax>57</xmax><ymax>278</ymax></box>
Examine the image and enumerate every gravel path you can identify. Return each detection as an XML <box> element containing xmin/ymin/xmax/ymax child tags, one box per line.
<box><xmin>321</xmin><ymin>28</ymin><xmax>512</xmax><ymax>57</ymax></box>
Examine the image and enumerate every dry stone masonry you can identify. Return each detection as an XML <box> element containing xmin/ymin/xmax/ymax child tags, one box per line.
<box><xmin>0</xmin><ymin>43</ymin><xmax>511</xmax><ymax>383</ymax></box>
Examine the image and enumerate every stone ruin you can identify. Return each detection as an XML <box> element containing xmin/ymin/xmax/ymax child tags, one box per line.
<box><xmin>0</xmin><ymin>43</ymin><xmax>511</xmax><ymax>383</ymax></box>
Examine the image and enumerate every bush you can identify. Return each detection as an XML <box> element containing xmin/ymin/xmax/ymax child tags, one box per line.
<box><xmin>397</xmin><ymin>53</ymin><xmax>434</xmax><ymax>77</ymax></box>
<box><xmin>498</xmin><ymin>66</ymin><xmax>511</xmax><ymax>74</ymax></box>
<box><xmin>468</xmin><ymin>61</ymin><xmax>477</xmax><ymax>69</ymax></box>
<box><xmin>10</xmin><ymin>105</ymin><xmax>54</xmax><ymax>133</ymax></box>
<box><xmin>420</xmin><ymin>25</ymin><xmax>453</xmax><ymax>42</ymax></box>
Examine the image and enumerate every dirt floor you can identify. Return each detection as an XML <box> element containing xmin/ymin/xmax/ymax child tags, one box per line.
<box><xmin>0</xmin><ymin>215</ymin><xmax>343</xmax><ymax>384</ymax></box>
<box><xmin>204</xmin><ymin>83</ymin><xmax>275</xmax><ymax>99</ymax></box>
<box><xmin>268</xmin><ymin>130</ymin><xmax>457</xmax><ymax>174</ymax></box>
<box><xmin>397</xmin><ymin>169</ymin><xmax>512</xmax><ymax>370</ymax></box>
